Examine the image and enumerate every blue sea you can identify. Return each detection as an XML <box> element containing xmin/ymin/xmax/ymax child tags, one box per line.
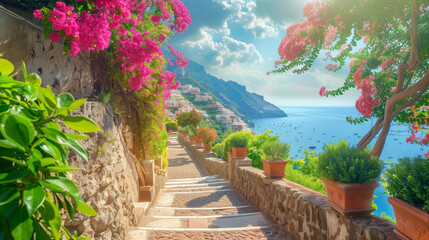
<box><xmin>251</xmin><ymin>106</ymin><xmax>428</xmax><ymax>218</ymax></box>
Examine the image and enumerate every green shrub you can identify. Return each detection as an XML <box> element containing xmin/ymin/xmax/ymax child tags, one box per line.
<box><xmin>247</xmin><ymin>147</ymin><xmax>263</xmax><ymax>169</ymax></box>
<box><xmin>317</xmin><ymin>140</ymin><xmax>383</xmax><ymax>184</ymax></box>
<box><xmin>165</xmin><ymin>120</ymin><xmax>177</xmax><ymax>132</ymax></box>
<box><xmin>261</xmin><ymin>141</ymin><xmax>290</xmax><ymax>161</ymax></box>
<box><xmin>0</xmin><ymin>59</ymin><xmax>99</xmax><ymax>239</ymax></box>
<box><xmin>228</xmin><ymin>132</ymin><xmax>250</xmax><ymax>148</ymax></box>
<box><xmin>385</xmin><ymin>156</ymin><xmax>429</xmax><ymax>212</ymax></box>
<box><xmin>284</xmin><ymin>165</ymin><xmax>326</xmax><ymax>194</ymax></box>
<box><xmin>290</xmin><ymin>149</ymin><xmax>320</xmax><ymax>178</ymax></box>
<box><xmin>178</xmin><ymin>125</ymin><xmax>189</xmax><ymax>133</ymax></box>
<box><xmin>212</xmin><ymin>143</ymin><xmax>224</xmax><ymax>159</ymax></box>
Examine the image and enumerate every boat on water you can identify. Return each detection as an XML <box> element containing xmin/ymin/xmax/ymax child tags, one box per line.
<box><xmin>309</xmin><ymin>145</ymin><xmax>316</xmax><ymax>149</ymax></box>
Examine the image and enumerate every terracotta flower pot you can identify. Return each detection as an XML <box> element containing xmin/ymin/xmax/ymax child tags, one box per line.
<box><xmin>231</xmin><ymin>147</ymin><xmax>248</xmax><ymax>159</ymax></box>
<box><xmin>195</xmin><ymin>139</ymin><xmax>203</xmax><ymax>147</ymax></box>
<box><xmin>189</xmin><ymin>136</ymin><xmax>196</xmax><ymax>144</ymax></box>
<box><xmin>226</xmin><ymin>152</ymin><xmax>231</xmax><ymax>162</ymax></box>
<box><xmin>321</xmin><ymin>178</ymin><xmax>379</xmax><ymax>216</ymax></box>
<box><xmin>388</xmin><ymin>197</ymin><xmax>429</xmax><ymax>240</ymax></box>
<box><xmin>262</xmin><ymin>159</ymin><xmax>288</xmax><ymax>179</ymax></box>
<box><xmin>203</xmin><ymin>144</ymin><xmax>212</xmax><ymax>152</ymax></box>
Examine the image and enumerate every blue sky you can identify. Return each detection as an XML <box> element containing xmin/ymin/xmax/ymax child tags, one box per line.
<box><xmin>168</xmin><ymin>0</ymin><xmax>360</xmax><ymax>106</ymax></box>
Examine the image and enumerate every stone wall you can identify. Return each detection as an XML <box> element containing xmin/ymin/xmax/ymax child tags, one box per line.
<box><xmin>178</xmin><ymin>134</ymin><xmax>398</xmax><ymax>240</ymax></box>
<box><xmin>64</xmin><ymin>101</ymin><xmax>140</xmax><ymax>239</ymax></box>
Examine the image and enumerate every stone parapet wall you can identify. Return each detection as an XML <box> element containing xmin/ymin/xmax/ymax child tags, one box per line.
<box><xmin>178</xmin><ymin>134</ymin><xmax>398</xmax><ymax>240</ymax></box>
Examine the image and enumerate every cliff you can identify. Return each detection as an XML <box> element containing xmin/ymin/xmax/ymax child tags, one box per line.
<box><xmin>168</xmin><ymin>60</ymin><xmax>287</xmax><ymax>119</ymax></box>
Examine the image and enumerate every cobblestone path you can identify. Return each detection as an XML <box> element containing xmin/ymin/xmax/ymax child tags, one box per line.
<box><xmin>126</xmin><ymin>133</ymin><xmax>290</xmax><ymax>239</ymax></box>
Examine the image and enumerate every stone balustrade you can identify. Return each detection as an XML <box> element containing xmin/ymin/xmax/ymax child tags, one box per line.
<box><xmin>178</xmin><ymin>133</ymin><xmax>398</xmax><ymax>240</ymax></box>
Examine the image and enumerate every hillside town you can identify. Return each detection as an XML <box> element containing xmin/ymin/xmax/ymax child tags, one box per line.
<box><xmin>166</xmin><ymin>84</ymin><xmax>254</xmax><ymax>133</ymax></box>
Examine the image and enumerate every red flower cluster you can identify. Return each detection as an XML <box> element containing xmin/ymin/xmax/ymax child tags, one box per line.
<box><xmin>197</xmin><ymin>127</ymin><xmax>218</xmax><ymax>146</ymax></box>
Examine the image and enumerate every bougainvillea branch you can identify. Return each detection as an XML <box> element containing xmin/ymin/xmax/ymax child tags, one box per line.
<box><xmin>271</xmin><ymin>0</ymin><xmax>429</xmax><ymax>157</ymax></box>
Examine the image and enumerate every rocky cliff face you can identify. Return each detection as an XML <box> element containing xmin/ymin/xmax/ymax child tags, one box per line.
<box><xmin>168</xmin><ymin>60</ymin><xmax>287</xmax><ymax>119</ymax></box>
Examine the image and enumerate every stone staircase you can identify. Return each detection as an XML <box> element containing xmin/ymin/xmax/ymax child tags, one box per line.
<box><xmin>126</xmin><ymin>175</ymin><xmax>290</xmax><ymax>239</ymax></box>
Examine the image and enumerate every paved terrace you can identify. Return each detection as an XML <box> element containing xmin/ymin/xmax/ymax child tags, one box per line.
<box><xmin>126</xmin><ymin>132</ymin><xmax>290</xmax><ymax>239</ymax></box>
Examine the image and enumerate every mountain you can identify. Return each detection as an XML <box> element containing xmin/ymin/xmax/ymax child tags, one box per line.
<box><xmin>168</xmin><ymin>60</ymin><xmax>287</xmax><ymax>119</ymax></box>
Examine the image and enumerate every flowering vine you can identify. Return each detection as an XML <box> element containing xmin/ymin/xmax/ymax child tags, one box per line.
<box><xmin>34</xmin><ymin>0</ymin><xmax>191</xmax><ymax>158</ymax></box>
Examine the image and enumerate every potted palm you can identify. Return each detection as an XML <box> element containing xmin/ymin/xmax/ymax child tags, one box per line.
<box><xmin>229</xmin><ymin>133</ymin><xmax>250</xmax><ymax>159</ymax></box>
<box><xmin>197</xmin><ymin>127</ymin><xmax>218</xmax><ymax>152</ymax></box>
<box><xmin>317</xmin><ymin>140</ymin><xmax>383</xmax><ymax>216</ymax></box>
<box><xmin>385</xmin><ymin>156</ymin><xmax>429</xmax><ymax>240</ymax></box>
<box><xmin>261</xmin><ymin>141</ymin><xmax>290</xmax><ymax>179</ymax></box>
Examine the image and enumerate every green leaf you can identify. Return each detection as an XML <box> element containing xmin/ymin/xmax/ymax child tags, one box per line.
<box><xmin>23</xmin><ymin>184</ymin><xmax>45</xmax><ymax>216</ymax></box>
<box><xmin>34</xmin><ymin>221</ymin><xmax>52</xmax><ymax>240</ymax></box>
<box><xmin>65</xmin><ymin>133</ymin><xmax>89</xmax><ymax>141</ymax></box>
<box><xmin>37</xmin><ymin>138</ymin><xmax>66</xmax><ymax>162</ymax></box>
<box><xmin>57</xmin><ymin>93</ymin><xmax>75</xmax><ymax>108</ymax></box>
<box><xmin>10</xmin><ymin>106</ymin><xmax>40</xmax><ymax>122</ymax></box>
<box><xmin>27</xmin><ymin>148</ymin><xmax>43</xmax><ymax>174</ymax></box>
<box><xmin>40</xmin><ymin>199</ymin><xmax>61</xmax><ymax>240</ymax></box>
<box><xmin>0</xmin><ymin>139</ymin><xmax>17</xmax><ymax>149</ymax></box>
<box><xmin>77</xmin><ymin>200</ymin><xmax>97</xmax><ymax>216</ymax></box>
<box><xmin>40</xmin><ymin>177</ymin><xmax>80</xmax><ymax>204</ymax></box>
<box><xmin>23</xmin><ymin>83</ymin><xmax>38</xmax><ymax>101</ymax></box>
<box><xmin>0</xmin><ymin>156</ymin><xmax>26</xmax><ymax>167</ymax></box>
<box><xmin>64</xmin><ymin>197</ymin><xmax>75</xmax><ymax>221</ymax></box>
<box><xmin>65</xmin><ymin>135</ymin><xmax>89</xmax><ymax>162</ymax></box>
<box><xmin>0</xmin><ymin>169</ymin><xmax>29</xmax><ymax>184</ymax></box>
<box><xmin>45</xmin><ymin>122</ymin><xmax>60</xmax><ymax>130</ymax></box>
<box><xmin>0</xmin><ymin>186</ymin><xmax>19</xmax><ymax>206</ymax></box>
<box><xmin>40</xmin><ymin>157</ymin><xmax>57</xmax><ymax>167</ymax></box>
<box><xmin>46</xmin><ymin>165</ymin><xmax>80</xmax><ymax>172</ymax></box>
<box><xmin>26</xmin><ymin>73</ymin><xmax>42</xmax><ymax>87</ymax></box>
<box><xmin>0</xmin><ymin>58</ymin><xmax>14</xmax><ymax>76</ymax></box>
<box><xmin>42</xmin><ymin>127</ymin><xmax>88</xmax><ymax>161</ymax></box>
<box><xmin>21</xmin><ymin>61</ymin><xmax>27</xmax><ymax>78</ymax></box>
<box><xmin>63</xmin><ymin>116</ymin><xmax>100</xmax><ymax>133</ymax></box>
<box><xmin>10</xmin><ymin>205</ymin><xmax>33</xmax><ymax>240</ymax></box>
<box><xmin>38</xmin><ymin>86</ymin><xmax>57</xmax><ymax>115</ymax></box>
<box><xmin>68</xmin><ymin>99</ymin><xmax>86</xmax><ymax>112</ymax></box>
<box><xmin>31</xmin><ymin>137</ymin><xmax>46</xmax><ymax>151</ymax></box>
<box><xmin>0</xmin><ymin>113</ymin><xmax>35</xmax><ymax>151</ymax></box>
<box><xmin>53</xmin><ymin>107</ymin><xmax>70</xmax><ymax>118</ymax></box>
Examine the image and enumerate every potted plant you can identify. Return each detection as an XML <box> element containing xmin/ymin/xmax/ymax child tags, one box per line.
<box><xmin>385</xmin><ymin>156</ymin><xmax>429</xmax><ymax>240</ymax></box>
<box><xmin>197</xmin><ymin>127</ymin><xmax>218</xmax><ymax>152</ymax></box>
<box><xmin>229</xmin><ymin>133</ymin><xmax>250</xmax><ymax>159</ymax></box>
<box><xmin>317</xmin><ymin>140</ymin><xmax>383</xmax><ymax>216</ymax></box>
<box><xmin>261</xmin><ymin>141</ymin><xmax>290</xmax><ymax>179</ymax></box>
<box><xmin>178</xmin><ymin>126</ymin><xmax>189</xmax><ymax>138</ymax></box>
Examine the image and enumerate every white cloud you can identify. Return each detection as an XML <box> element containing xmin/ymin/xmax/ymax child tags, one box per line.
<box><xmin>185</xmin><ymin>29</ymin><xmax>263</xmax><ymax>69</ymax></box>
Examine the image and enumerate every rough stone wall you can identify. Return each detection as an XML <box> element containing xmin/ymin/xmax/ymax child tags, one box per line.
<box><xmin>64</xmin><ymin>101</ymin><xmax>140</xmax><ymax>239</ymax></box>
<box><xmin>0</xmin><ymin>7</ymin><xmax>95</xmax><ymax>98</ymax></box>
<box><xmin>179</xmin><ymin>134</ymin><xmax>398</xmax><ymax>240</ymax></box>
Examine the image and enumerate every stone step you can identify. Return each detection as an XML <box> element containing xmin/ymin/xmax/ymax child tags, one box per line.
<box><xmin>164</xmin><ymin>181</ymin><xmax>229</xmax><ymax>188</ymax></box>
<box><xmin>138</xmin><ymin>212</ymin><xmax>274</xmax><ymax>229</ymax></box>
<box><xmin>161</xmin><ymin>185</ymin><xmax>230</xmax><ymax>193</ymax></box>
<box><xmin>126</xmin><ymin>226</ymin><xmax>290</xmax><ymax>240</ymax></box>
<box><xmin>148</xmin><ymin>205</ymin><xmax>258</xmax><ymax>216</ymax></box>
<box><xmin>167</xmin><ymin>175</ymin><xmax>220</xmax><ymax>182</ymax></box>
<box><xmin>156</xmin><ymin>189</ymin><xmax>249</xmax><ymax>208</ymax></box>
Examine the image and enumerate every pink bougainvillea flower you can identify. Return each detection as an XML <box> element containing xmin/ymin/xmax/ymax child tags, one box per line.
<box><xmin>49</xmin><ymin>32</ymin><xmax>61</xmax><ymax>42</ymax></box>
